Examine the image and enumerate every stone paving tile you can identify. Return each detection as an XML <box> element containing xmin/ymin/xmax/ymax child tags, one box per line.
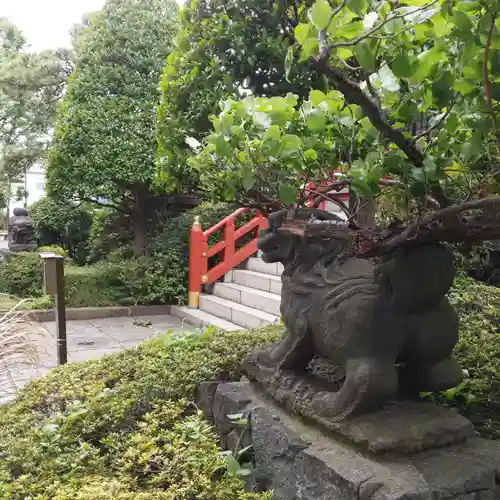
<box><xmin>69</xmin><ymin>348</ymin><xmax>122</xmax><ymax>363</ymax></box>
<box><xmin>105</xmin><ymin>326</ymin><xmax>159</xmax><ymax>343</ymax></box>
<box><xmin>0</xmin><ymin>314</ymin><xmax>189</xmax><ymax>403</ymax></box>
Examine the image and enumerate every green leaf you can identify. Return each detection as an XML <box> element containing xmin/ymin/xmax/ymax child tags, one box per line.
<box><xmin>347</xmin><ymin>0</ymin><xmax>367</xmax><ymax>15</ymax></box>
<box><xmin>310</xmin><ymin>0</ymin><xmax>333</xmax><ymax>30</ymax></box>
<box><xmin>294</xmin><ymin>23</ymin><xmax>312</xmax><ymax>45</ymax></box>
<box><xmin>215</xmin><ymin>136</ymin><xmax>231</xmax><ymax>157</ymax></box>
<box><xmin>351</xmin><ymin>178</ymin><xmax>372</xmax><ymax>198</ymax></box>
<box><xmin>454</xmin><ymin>10</ymin><xmax>473</xmax><ymax>32</ymax></box>
<box><xmin>310</xmin><ymin>89</ymin><xmax>326</xmax><ymax>106</ymax></box>
<box><xmin>242</xmin><ymin>169</ymin><xmax>255</xmax><ymax>191</ymax></box>
<box><xmin>334</xmin><ymin>21</ymin><xmax>364</xmax><ymax>39</ymax></box>
<box><xmin>432</xmin><ymin>70</ymin><xmax>454</xmax><ymax>108</ymax></box>
<box><xmin>263</xmin><ymin>125</ymin><xmax>281</xmax><ymax>141</ymax></box>
<box><xmin>307</xmin><ymin>109</ymin><xmax>327</xmax><ymax>132</ymax></box>
<box><xmin>226</xmin><ymin>454</ymin><xmax>241</xmax><ymax>475</ymax></box>
<box><xmin>491</xmin><ymin>51</ymin><xmax>500</xmax><ymax>77</ymax></box>
<box><xmin>304</xmin><ymin>148</ymin><xmax>318</xmax><ymax>161</ymax></box>
<box><xmin>281</xmin><ymin>134</ymin><xmax>302</xmax><ymax>151</ymax></box>
<box><xmin>409</xmin><ymin>180</ymin><xmax>427</xmax><ymax>198</ymax></box>
<box><xmin>409</xmin><ymin>46</ymin><xmax>443</xmax><ymax>84</ymax></box>
<box><xmin>432</xmin><ymin>13</ymin><xmax>452</xmax><ymax>37</ymax></box>
<box><xmin>411</xmin><ymin>166</ymin><xmax>427</xmax><ymax>183</ymax></box>
<box><xmin>491</xmin><ymin>83</ymin><xmax>500</xmax><ymax>102</ymax></box>
<box><xmin>365</xmin><ymin>151</ymin><xmax>379</xmax><ymax>168</ymax></box>
<box><xmin>279</xmin><ymin>183</ymin><xmax>298</xmax><ymax>204</ymax></box>
<box><xmin>355</xmin><ymin>40</ymin><xmax>378</xmax><ymax>72</ymax></box>
<box><xmin>454</xmin><ymin>79</ymin><xmax>478</xmax><ymax>96</ymax></box>
<box><xmin>384</xmin><ymin>151</ymin><xmax>404</xmax><ymax>174</ymax></box>
<box><xmin>391</xmin><ymin>54</ymin><xmax>415</xmax><ymax>78</ymax></box>
<box><xmin>423</xmin><ymin>157</ymin><xmax>437</xmax><ymax>181</ymax></box>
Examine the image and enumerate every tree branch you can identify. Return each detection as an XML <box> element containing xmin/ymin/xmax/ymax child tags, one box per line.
<box><xmin>279</xmin><ymin>197</ymin><xmax>500</xmax><ymax>257</ymax></box>
<box><xmin>309</xmin><ymin>58</ymin><xmax>424</xmax><ymax>166</ymax></box>
<box><xmin>325</xmin><ymin>0</ymin><xmax>439</xmax><ymax>49</ymax></box>
<box><xmin>414</xmin><ymin>97</ymin><xmax>457</xmax><ymax>141</ymax></box>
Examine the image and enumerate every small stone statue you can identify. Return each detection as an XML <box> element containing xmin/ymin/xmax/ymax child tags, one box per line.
<box><xmin>8</xmin><ymin>207</ymin><xmax>37</xmax><ymax>252</ymax></box>
<box><xmin>243</xmin><ymin>209</ymin><xmax>463</xmax><ymax>425</ymax></box>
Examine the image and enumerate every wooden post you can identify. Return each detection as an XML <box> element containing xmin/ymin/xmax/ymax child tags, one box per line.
<box><xmin>223</xmin><ymin>218</ymin><xmax>235</xmax><ymax>262</ymax></box>
<box><xmin>40</xmin><ymin>253</ymin><xmax>67</xmax><ymax>365</ymax></box>
<box><xmin>188</xmin><ymin>216</ymin><xmax>205</xmax><ymax>309</ymax></box>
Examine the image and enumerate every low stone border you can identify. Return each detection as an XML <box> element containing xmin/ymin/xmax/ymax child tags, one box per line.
<box><xmin>16</xmin><ymin>305</ymin><xmax>172</xmax><ymax>323</ymax></box>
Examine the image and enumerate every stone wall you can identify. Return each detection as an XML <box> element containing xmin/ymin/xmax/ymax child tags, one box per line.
<box><xmin>197</xmin><ymin>380</ymin><xmax>500</xmax><ymax>500</ymax></box>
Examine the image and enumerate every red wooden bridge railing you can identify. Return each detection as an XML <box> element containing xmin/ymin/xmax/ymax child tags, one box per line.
<box><xmin>188</xmin><ymin>174</ymin><xmax>352</xmax><ymax>309</ymax></box>
<box><xmin>188</xmin><ymin>208</ymin><xmax>268</xmax><ymax>308</ymax></box>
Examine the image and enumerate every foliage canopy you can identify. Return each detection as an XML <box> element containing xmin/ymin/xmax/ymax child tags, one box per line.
<box><xmin>190</xmin><ymin>0</ymin><xmax>500</xmax><ymax>253</ymax></box>
<box><xmin>0</xmin><ymin>18</ymin><xmax>71</xmax><ymax>183</ymax></box>
<box><xmin>46</xmin><ymin>0</ymin><xmax>179</xmax><ymax>254</ymax></box>
<box><xmin>156</xmin><ymin>0</ymin><xmax>325</xmax><ymax>193</ymax></box>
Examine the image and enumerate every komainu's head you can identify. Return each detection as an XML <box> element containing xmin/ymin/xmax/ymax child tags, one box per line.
<box><xmin>257</xmin><ymin>209</ymin><xmax>345</xmax><ymax>264</ymax></box>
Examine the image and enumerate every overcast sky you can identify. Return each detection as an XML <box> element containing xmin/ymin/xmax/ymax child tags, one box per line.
<box><xmin>1</xmin><ymin>0</ymin><xmax>183</xmax><ymax>52</ymax></box>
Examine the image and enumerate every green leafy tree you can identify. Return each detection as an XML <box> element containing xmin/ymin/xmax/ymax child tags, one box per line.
<box><xmin>47</xmin><ymin>0</ymin><xmax>179</xmax><ymax>255</ymax></box>
<box><xmin>156</xmin><ymin>0</ymin><xmax>325</xmax><ymax>193</ymax></box>
<box><xmin>192</xmin><ymin>0</ymin><xmax>500</xmax><ymax>256</ymax></box>
<box><xmin>0</xmin><ymin>18</ymin><xmax>71</xmax><ymax>183</ymax></box>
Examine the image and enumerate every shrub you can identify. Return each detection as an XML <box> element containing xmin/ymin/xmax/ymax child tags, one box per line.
<box><xmin>30</xmin><ymin>197</ymin><xmax>93</xmax><ymax>265</ymax></box>
<box><xmin>0</xmin><ymin>326</ymin><xmax>280</xmax><ymax>498</ymax></box>
<box><xmin>87</xmin><ymin>209</ymin><xmax>134</xmax><ymax>264</ymax></box>
<box><xmin>143</xmin><ymin>203</ymin><xmax>254</xmax><ymax>305</ymax></box>
<box><xmin>447</xmin><ymin>277</ymin><xmax>500</xmax><ymax>438</ymax></box>
<box><xmin>0</xmin><ymin>253</ymin><xmax>43</xmax><ymax>298</ymax></box>
<box><xmin>38</xmin><ymin>245</ymin><xmax>68</xmax><ymax>257</ymax></box>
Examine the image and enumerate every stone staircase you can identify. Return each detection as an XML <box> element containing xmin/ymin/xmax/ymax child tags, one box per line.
<box><xmin>171</xmin><ymin>256</ymin><xmax>282</xmax><ymax>331</ymax></box>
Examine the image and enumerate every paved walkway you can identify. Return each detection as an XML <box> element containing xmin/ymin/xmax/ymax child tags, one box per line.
<box><xmin>0</xmin><ymin>314</ymin><xmax>189</xmax><ymax>404</ymax></box>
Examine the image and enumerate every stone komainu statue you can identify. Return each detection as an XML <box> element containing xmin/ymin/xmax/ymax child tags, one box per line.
<box><xmin>8</xmin><ymin>207</ymin><xmax>37</xmax><ymax>252</ymax></box>
<box><xmin>244</xmin><ymin>209</ymin><xmax>463</xmax><ymax>422</ymax></box>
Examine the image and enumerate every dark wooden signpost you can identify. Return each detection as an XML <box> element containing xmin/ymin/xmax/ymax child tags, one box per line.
<box><xmin>39</xmin><ymin>253</ymin><xmax>67</xmax><ymax>365</ymax></box>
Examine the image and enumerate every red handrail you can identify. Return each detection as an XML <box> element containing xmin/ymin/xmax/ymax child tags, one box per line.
<box><xmin>188</xmin><ymin>208</ymin><xmax>268</xmax><ymax>308</ymax></box>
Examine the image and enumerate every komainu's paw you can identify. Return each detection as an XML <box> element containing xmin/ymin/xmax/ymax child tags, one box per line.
<box><xmin>245</xmin><ymin>346</ymin><xmax>275</xmax><ymax>368</ymax></box>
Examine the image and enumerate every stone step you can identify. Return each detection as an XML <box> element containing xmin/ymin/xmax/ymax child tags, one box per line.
<box><xmin>226</xmin><ymin>269</ymin><xmax>282</xmax><ymax>295</ymax></box>
<box><xmin>199</xmin><ymin>294</ymin><xmax>280</xmax><ymax>329</ymax></box>
<box><xmin>246</xmin><ymin>257</ymin><xmax>283</xmax><ymax>276</ymax></box>
<box><xmin>170</xmin><ymin>306</ymin><xmax>242</xmax><ymax>331</ymax></box>
<box><xmin>213</xmin><ymin>282</ymin><xmax>281</xmax><ymax>316</ymax></box>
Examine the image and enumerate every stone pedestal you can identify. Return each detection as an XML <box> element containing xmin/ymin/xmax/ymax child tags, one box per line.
<box><xmin>197</xmin><ymin>380</ymin><xmax>500</xmax><ymax>500</ymax></box>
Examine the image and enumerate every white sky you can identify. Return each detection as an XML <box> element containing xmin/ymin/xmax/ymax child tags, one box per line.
<box><xmin>1</xmin><ymin>0</ymin><xmax>106</xmax><ymax>51</ymax></box>
<box><xmin>1</xmin><ymin>0</ymin><xmax>184</xmax><ymax>52</ymax></box>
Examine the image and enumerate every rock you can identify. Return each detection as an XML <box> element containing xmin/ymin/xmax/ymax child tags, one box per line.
<box><xmin>331</xmin><ymin>400</ymin><xmax>474</xmax><ymax>454</ymax></box>
<box><xmin>197</xmin><ymin>380</ymin><xmax>500</xmax><ymax>500</ymax></box>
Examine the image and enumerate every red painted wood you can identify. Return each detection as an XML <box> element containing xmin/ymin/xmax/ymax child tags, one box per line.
<box><xmin>189</xmin><ymin>209</ymin><xmax>269</xmax><ymax>301</ymax></box>
<box><xmin>204</xmin><ymin>207</ymin><xmax>248</xmax><ymax>237</ymax></box>
<box><xmin>189</xmin><ymin>171</ymin><xmax>402</xmax><ymax>303</ymax></box>
<box><xmin>188</xmin><ymin>220</ymin><xmax>208</xmax><ymax>299</ymax></box>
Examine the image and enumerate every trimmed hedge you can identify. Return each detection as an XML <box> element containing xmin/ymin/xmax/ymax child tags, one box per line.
<box><xmin>0</xmin><ymin>326</ymin><xmax>279</xmax><ymax>498</ymax></box>
<box><xmin>0</xmin><ymin>203</ymin><xmax>250</xmax><ymax>308</ymax></box>
<box><xmin>30</xmin><ymin>197</ymin><xmax>93</xmax><ymax>265</ymax></box>
<box><xmin>448</xmin><ymin>277</ymin><xmax>500</xmax><ymax>438</ymax></box>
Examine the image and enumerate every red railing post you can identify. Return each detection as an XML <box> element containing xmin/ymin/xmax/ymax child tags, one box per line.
<box><xmin>188</xmin><ymin>215</ymin><xmax>207</xmax><ymax>309</ymax></box>
<box><xmin>223</xmin><ymin>218</ymin><xmax>235</xmax><ymax>263</ymax></box>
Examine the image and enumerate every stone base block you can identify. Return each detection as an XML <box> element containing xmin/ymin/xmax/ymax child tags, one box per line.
<box><xmin>197</xmin><ymin>380</ymin><xmax>500</xmax><ymax>500</ymax></box>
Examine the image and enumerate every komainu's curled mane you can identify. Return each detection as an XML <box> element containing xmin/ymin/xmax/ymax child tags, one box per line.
<box><xmin>243</xmin><ymin>209</ymin><xmax>463</xmax><ymax>423</ymax></box>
